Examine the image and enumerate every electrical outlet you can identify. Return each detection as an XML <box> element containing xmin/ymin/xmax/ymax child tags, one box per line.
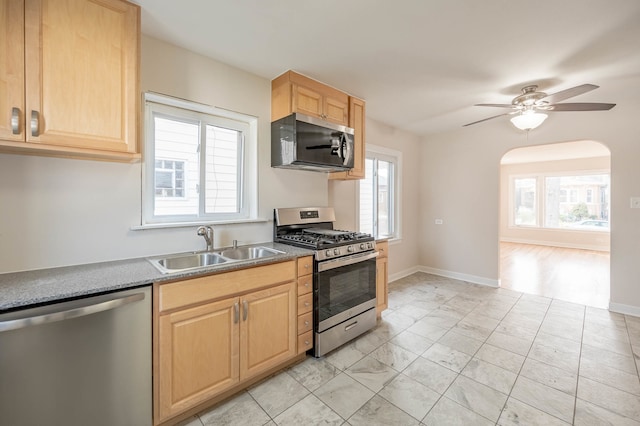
<box><xmin>631</xmin><ymin>197</ymin><xmax>640</xmax><ymax>209</ymax></box>
<box><xmin>435</xmin><ymin>219</ymin><xmax>443</xmax><ymax>225</ymax></box>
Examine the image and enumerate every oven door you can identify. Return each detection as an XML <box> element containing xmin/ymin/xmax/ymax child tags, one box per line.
<box><xmin>315</xmin><ymin>251</ymin><xmax>378</xmax><ymax>332</ymax></box>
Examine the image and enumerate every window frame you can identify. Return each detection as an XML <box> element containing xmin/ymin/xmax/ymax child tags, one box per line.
<box><xmin>358</xmin><ymin>144</ymin><xmax>402</xmax><ymax>241</ymax></box>
<box><xmin>142</xmin><ymin>92</ymin><xmax>258</xmax><ymax>226</ymax></box>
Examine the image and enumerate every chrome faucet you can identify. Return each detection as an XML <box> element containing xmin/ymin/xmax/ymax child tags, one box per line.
<box><xmin>197</xmin><ymin>226</ymin><xmax>214</xmax><ymax>251</ymax></box>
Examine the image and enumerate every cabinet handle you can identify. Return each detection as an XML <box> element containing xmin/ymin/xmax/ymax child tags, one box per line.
<box><xmin>304</xmin><ymin>301</ymin><xmax>310</xmax><ymax>307</ymax></box>
<box><xmin>304</xmin><ymin>282</ymin><xmax>310</xmax><ymax>288</ymax></box>
<box><xmin>30</xmin><ymin>110</ymin><xmax>39</xmax><ymax>137</ymax></box>
<box><xmin>233</xmin><ymin>302</ymin><xmax>239</xmax><ymax>323</ymax></box>
<box><xmin>242</xmin><ymin>300</ymin><xmax>248</xmax><ymax>321</ymax></box>
<box><xmin>11</xmin><ymin>107</ymin><xmax>20</xmax><ymax>135</ymax></box>
<box><xmin>304</xmin><ymin>340</ymin><xmax>310</xmax><ymax>346</ymax></box>
<box><xmin>304</xmin><ymin>320</ymin><xmax>309</xmax><ymax>326</ymax></box>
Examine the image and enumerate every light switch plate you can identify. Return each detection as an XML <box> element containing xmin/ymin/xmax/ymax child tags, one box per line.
<box><xmin>631</xmin><ymin>197</ymin><xmax>640</xmax><ymax>209</ymax></box>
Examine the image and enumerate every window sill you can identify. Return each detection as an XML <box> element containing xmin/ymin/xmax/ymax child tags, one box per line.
<box><xmin>131</xmin><ymin>217</ymin><xmax>268</xmax><ymax>231</ymax></box>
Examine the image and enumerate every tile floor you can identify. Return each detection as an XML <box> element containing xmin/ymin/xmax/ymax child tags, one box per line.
<box><xmin>183</xmin><ymin>272</ymin><xmax>640</xmax><ymax>426</ymax></box>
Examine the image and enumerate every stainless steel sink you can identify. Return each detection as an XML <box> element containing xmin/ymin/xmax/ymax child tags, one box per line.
<box><xmin>149</xmin><ymin>252</ymin><xmax>228</xmax><ymax>273</ymax></box>
<box><xmin>217</xmin><ymin>246</ymin><xmax>284</xmax><ymax>261</ymax></box>
<box><xmin>147</xmin><ymin>246</ymin><xmax>285</xmax><ymax>274</ymax></box>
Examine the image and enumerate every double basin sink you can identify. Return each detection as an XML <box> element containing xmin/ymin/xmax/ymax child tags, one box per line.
<box><xmin>148</xmin><ymin>246</ymin><xmax>285</xmax><ymax>274</ymax></box>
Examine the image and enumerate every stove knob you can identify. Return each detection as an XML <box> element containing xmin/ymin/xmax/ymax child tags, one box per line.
<box><xmin>360</xmin><ymin>243</ymin><xmax>365</xmax><ymax>249</ymax></box>
<box><xmin>325</xmin><ymin>250</ymin><xmax>332</xmax><ymax>257</ymax></box>
<box><xmin>367</xmin><ymin>242</ymin><xmax>373</xmax><ymax>249</ymax></box>
<box><xmin>347</xmin><ymin>246</ymin><xmax>354</xmax><ymax>253</ymax></box>
<box><xmin>334</xmin><ymin>248</ymin><xmax>340</xmax><ymax>255</ymax></box>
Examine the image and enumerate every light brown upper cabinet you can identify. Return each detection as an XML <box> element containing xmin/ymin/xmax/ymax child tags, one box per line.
<box><xmin>0</xmin><ymin>0</ymin><xmax>140</xmax><ymax>162</ymax></box>
<box><xmin>329</xmin><ymin>96</ymin><xmax>365</xmax><ymax>179</ymax></box>
<box><xmin>271</xmin><ymin>70</ymin><xmax>366</xmax><ymax>180</ymax></box>
<box><xmin>272</xmin><ymin>70</ymin><xmax>349</xmax><ymax>126</ymax></box>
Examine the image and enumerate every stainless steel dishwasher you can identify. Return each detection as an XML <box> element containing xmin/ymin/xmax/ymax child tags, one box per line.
<box><xmin>0</xmin><ymin>285</ymin><xmax>152</xmax><ymax>426</ymax></box>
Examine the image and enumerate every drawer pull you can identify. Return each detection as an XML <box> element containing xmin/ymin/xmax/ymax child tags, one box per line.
<box><xmin>304</xmin><ymin>302</ymin><xmax>310</xmax><ymax>307</ymax></box>
<box><xmin>304</xmin><ymin>320</ymin><xmax>309</xmax><ymax>326</ymax></box>
<box><xmin>345</xmin><ymin>321</ymin><xmax>358</xmax><ymax>331</ymax></box>
<box><xmin>304</xmin><ymin>340</ymin><xmax>310</xmax><ymax>345</ymax></box>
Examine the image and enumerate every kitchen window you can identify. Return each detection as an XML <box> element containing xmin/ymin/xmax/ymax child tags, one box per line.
<box><xmin>359</xmin><ymin>146</ymin><xmax>401</xmax><ymax>240</ymax></box>
<box><xmin>143</xmin><ymin>93</ymin><xmax>257</xmax><ymax>225</ymax></box>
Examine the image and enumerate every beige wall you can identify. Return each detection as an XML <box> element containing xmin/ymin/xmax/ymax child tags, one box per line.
<box><xmin>0</xmin><ymin>36</ymin><xmax>328</xmax><ymax>272</ymax></box>
<box><xmin>420</xmin><ymin>95</ymin><xmax>640</xmax><ymax>314</ymax></box>
<box><xmin>500</xmin><ymin>155</ymin><xmax>611</xmax><ymax>251</ymax></box>
<box><xmin>1</xmin><ymin>35</ymin><xmax>638</xmax><ymax>315</ymax></box>
<box><xmin>329</xmin><ymin>119</ymin><xmax>422</xmax><ymax>280</ymax></box>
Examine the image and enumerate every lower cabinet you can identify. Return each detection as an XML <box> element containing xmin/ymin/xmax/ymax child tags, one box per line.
<box><xmin>240</xmin><ymin>283</ymin><xmax>296</xmax><ymax>379</ymax></box>
<box><xmin>296</xmin><ymin>255</ymin><xmax>314</xmax><ymax>354</ymax></box>
<box><xmin>158</xmin><ymin>298</ymin><xmax>239</xmax><ymax>419</ymax></box>
<box><xmin>376</xmin><ymin>240</ymin><xmax>389</xmax><ymax>317</ymax></box>
<box><xmin>155</xmin><ymin>261</ymin><xmax>297</xmax><ymax>424</ymax></box>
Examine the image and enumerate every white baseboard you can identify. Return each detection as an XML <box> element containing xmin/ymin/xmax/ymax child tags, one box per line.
<box><xmin>390</xmin><ymin>265</ymin><xmax>640</xmax><ymax>316</ymax></box>
<box><xmin>609</xmin><ymin>302</ymin><xmax>640</xmax><ymax>318</ymax></box>
<box><xmin>500</xmin><ymin>237</ymin><xmax>609</xmax><ymax>252</ymax></box>
<box><xmin>389</xmin><ymin>266</ymin><xmax>421</xmax><ymax>283</ymax></box>
<box><xmin>395</xmin><ymin>266</ymin><xmax>499</xmax><ymax>288</ymax></box>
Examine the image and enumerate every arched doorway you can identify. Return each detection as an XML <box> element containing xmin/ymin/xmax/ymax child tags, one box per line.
<box><xmin>499</xmin><ymin>140</ymin><xmax>611</xmax><ymax>308</ymax></box>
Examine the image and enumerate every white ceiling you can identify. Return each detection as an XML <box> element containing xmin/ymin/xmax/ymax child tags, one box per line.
<box><xmin>131</xmin><ymin>0</ymin><xmax>640</xmax><ymax>136</ymax></box>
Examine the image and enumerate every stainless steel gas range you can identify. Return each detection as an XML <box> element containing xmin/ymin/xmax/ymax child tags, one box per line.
<box><xmin>274</xmin><ymin>207</ymin><xmax>378</xmax><ymax>357</ymax></box>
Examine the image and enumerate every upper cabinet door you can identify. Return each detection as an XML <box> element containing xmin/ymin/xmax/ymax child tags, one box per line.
<box><xmin>0</xmin><ymin>0</ymin><xmax>25</xmax><ymax>142</ymax></box>
<box><xmin>293</xmin><ymin>84</ymin><xmax>324</xmax><ymax>118</ymax></box>
<box><xmin>272</xmin><ymin>71</ymin><xmax>350</xmax><ymax>126</ymax></box>
<box><xmin>24</xmin><ymin>0</ymin><xmax>139</xmax><ymax>153</ymax></box>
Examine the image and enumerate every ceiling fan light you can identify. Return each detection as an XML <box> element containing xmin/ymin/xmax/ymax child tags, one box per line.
<box><xmin>510</xmin><ymin>111</ymin><xmax>548</xmax><ymax>131</ymax></box>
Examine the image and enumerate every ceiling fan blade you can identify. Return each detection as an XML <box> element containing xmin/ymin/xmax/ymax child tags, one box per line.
<box><xmin>550</xmin><ymin>102</ymin><xmax>616</xmax><ymax>111</ymax></box>
<box><xmin>474</xmin><ymin>103</ymin><xmax>515</xmax><ymax>108</ymax></box>
<box><xmin>541</xmin><ymin>84</ymin><xmax>598</xmax><ymax>103</ymax></box>
<box><xmin>463</xmin><ymin>112</ymin><xmax>515</xmax><ymax>127</ymax></box>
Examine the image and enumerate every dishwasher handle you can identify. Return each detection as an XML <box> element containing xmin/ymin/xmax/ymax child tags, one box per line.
<box><xmin>0</xmin><ymin>291</ymin><xmax>146</xmax><ymax>333</ymax></box>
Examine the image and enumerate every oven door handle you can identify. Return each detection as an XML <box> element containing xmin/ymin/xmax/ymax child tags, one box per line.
<box><xmin>317</xmin><ymin>251</ymin><xmax>379</xmax><ymax>272</ymax></box>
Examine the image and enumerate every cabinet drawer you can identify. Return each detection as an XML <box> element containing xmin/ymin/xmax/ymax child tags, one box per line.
<box><xmin>297</xmin><ymin>256</ymin><xmax>313</xmax><ymax>277</ymax></box>
<box><xmin>159</xmin><ymin>261</ymin><xmax>296</xmax><ymax>312</ymax></box>
<box><xmin>297</xmin><ymin>293</ymin><xmax>313</xmax><ymax>315</ymax></box>
<box><xmin>297</xmin><ymin>276</ymin><xmax>312</xmax><ymax>295</ymax></box>
<box><xmin>297</xmin><ymin>311</ymin><xmax>313</xmax><ymax>335</ymax></box>
<box><xmin>297</xmin><ymin>331</ymin><xmax>313</xmax><ymax>354</ymax></box>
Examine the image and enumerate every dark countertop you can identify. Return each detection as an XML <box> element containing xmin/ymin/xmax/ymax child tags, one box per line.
<box><xmin>0</xmin><ymin>242</ymin><xmax>314</xmax><ymax>312</ymax></box>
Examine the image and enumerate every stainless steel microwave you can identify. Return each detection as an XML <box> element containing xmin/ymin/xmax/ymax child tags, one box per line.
<box><xmin>271</xmin><ymin>113</ymin><xmax>354</xmax><ymax>172</ymax></box>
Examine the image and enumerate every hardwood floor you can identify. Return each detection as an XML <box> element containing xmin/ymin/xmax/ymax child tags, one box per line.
<box><xmin>500</xmin><ymin>242</ymin><xmax>610</xmax><ymax>308</ymax></box>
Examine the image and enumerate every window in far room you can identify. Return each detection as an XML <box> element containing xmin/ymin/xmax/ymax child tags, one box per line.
<box><xmin>359</xmin><ymin>146</ymin><xmax>401</xmax><ymax>240</ymax></box>
<box><xmin>510</xmin><ymin>173</ymin><xmax>610</xmax><ymax>231</ymax></box>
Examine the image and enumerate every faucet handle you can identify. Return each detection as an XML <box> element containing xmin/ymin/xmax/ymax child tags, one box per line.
<box><xmin>197</xmin><ymin>225</ymin><xmax>214</xmax><ymax>250</ymax></box>
<box><xmin>233</xmin><ymin>239</ymin><xmax>238</xmax><ymax>249</ymax></box>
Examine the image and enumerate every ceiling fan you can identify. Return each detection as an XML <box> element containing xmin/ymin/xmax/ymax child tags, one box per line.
<box><xmin>464</xmin><ymin>84</ymin><xmax>616</xmax><ymax>130</ymax></box>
